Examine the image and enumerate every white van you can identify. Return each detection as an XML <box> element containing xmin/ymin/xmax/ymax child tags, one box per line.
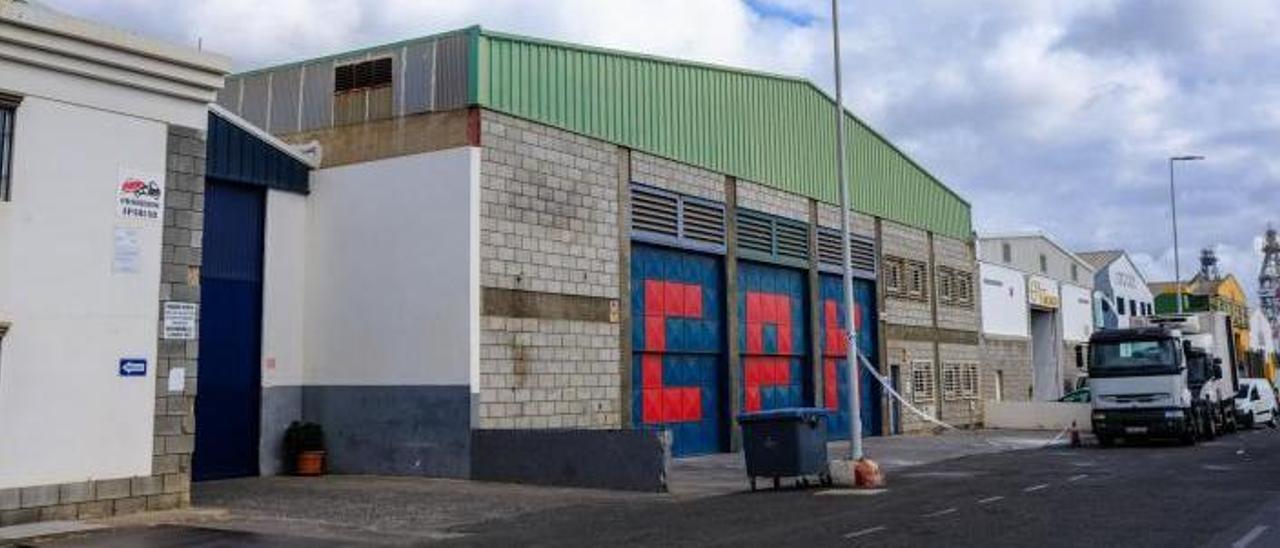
<box><xmin>1235</xmin><ymin>378</ymin><xmax>1279</xmax><ymax>428</ymax></box>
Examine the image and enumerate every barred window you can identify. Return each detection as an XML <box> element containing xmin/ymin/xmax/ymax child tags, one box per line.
<box><xmin>961</xmin><ymin>363</ymin><xmax>979</xmax><ymax>399</ymax></box>
<box><xmin>911</xmin><ymin>360</ymin><xmax>935</xmax><ymax>403</ymax></box>
<box><xmin>884</xmin><ymin>256</ymin><xmax>904</xmax><ymax>294</ymax></box>
<box><xmin>905</xmin><ymin>260</ymin><xmax>928</xmax><ymax>299</ymax></box>
<box><xmin>937</xmin><ymin>266</ymin><xmax>975</xmax><ymax>308</ymax></box>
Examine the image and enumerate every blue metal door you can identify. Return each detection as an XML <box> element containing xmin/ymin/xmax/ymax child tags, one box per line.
<box><xmin>194</xmin><ymin>182</ymin><xmax>265</xmax><ymax>481</ymax></box>
<box><xmin>737</xmin><ymin>261</ymin><xmax>810</xmax><ymax>413</ymax></box>
<box><xmin>820</xmin><ymin>275</ymin><xmax>881</xmax><ymax>438</ymax></box>
<box><xmin>631</xmin><ymin>244</ymin><xmax>727</xmax><ymax>457</ymax></box>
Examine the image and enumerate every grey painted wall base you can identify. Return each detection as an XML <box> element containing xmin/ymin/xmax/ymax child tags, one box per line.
<box><xmin>259</xmin><ymin>385</ymin><xmax>302</xmax><ymax>476</ymax></box>
<box><xmin>471</xmin><ymin>429</ymin><xmax>671</xmax><ymax>492</ymax></box>
<box><xmin>302</xmin><ymin>385</ymin><xmax>471</xmax><ymax>478</ymax></box>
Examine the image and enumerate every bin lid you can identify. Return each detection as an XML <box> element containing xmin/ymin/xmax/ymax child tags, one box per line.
<box><xmin>737</xmin><ymin>407</ymin><xmax>830</xmax><ymax>423</ymax></box>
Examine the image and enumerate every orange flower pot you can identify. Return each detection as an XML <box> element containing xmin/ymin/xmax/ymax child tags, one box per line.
<box><xmin>295</xmin><ymin>450</ymin><xmax>326</xmax><ymax>476</ymax></box>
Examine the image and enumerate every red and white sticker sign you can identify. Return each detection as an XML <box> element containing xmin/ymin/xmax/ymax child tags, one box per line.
<box><xmin>117</xmin><ymin>170</ymin><xmax>164</xmax><ymax>222</ymax></box>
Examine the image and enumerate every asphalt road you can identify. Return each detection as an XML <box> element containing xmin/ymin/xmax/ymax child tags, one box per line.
<box><xmin>25</xmin><ymin>426</ymin><xmax>1280</xmax><ymax>547</ymax></box>
<box><xmin>443</xmin><ymin>427</ymin><xmax>1280</xmax><ymax>547</ymax></box>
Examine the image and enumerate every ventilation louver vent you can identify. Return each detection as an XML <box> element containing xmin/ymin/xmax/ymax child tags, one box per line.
<box><xmin>630</xmin><ymin>184</ymin><xmax>726</xmax><ymax>253</ymax></box>
<box><xmin>736</xmin><ymin>212</ymin><xmax>774</xmax><ymax>256</ymax></box>
<box><xmin>736</xmin><ymin>209</ymin><xmax>811</xmax><ymax>266</ymax></box>
<box><xmin>817</xmin><ymin>228</ymin><xmax>877</xmax><ymax>276</ymax></box>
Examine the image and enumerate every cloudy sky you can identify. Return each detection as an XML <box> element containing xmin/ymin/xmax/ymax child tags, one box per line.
<box><xmin>44</xmin><ymin>0</ymin><xmax>1279</xmax><ymax>300</ymax></box>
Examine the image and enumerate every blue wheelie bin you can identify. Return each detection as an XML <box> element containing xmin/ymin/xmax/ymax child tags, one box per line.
<box><xmin>738</xmin><ymin>407</ymin><xmax>831</xmax><ymax>491</ymax></box>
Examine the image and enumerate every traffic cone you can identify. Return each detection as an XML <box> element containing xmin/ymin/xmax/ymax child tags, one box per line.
<box><xmin>854</xmin><ymin>458</ymin><xmax>885</xmax><ymax>488</ymax></box>
<box><xmin>1070</xmin><ymin>420</ymin><xmax>1081</xmax><ymax>447</ymax></box>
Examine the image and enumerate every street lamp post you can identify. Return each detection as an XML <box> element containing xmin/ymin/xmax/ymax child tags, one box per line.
<box><xmin>1169</xmin><ymin>155</ymin><xmax>1204</xmax><ymax>314</ymax></box>
<box><xmin>830</xmin><ymin>0</ymin><xmax>863</xmax><ymax>463</ymax></box>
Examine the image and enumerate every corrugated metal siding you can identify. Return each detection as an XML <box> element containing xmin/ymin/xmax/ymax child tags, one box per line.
<box><xmin>475</xmin><ymin>32</ymin><xmax>971</xmax><ymax>239</ymax></box>
<box><xmin>268</xmin><ymin>67</ymin><xmax>301</xmax><ymax>134</ymax></box>
<box><xmin>207</xmin><ymin>111</ymin><xmax>311</xmax><ymax>194</ymax></box>
<box><xmin>224</xmin><ymin>30</ymin><xmax>471</xmax><ymax>134</ymax></box>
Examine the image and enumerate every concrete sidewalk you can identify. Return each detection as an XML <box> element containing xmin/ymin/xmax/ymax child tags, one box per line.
<box><xmin>13</xmin><ymin>429</ymin><xmax>1063</xmax><ymax>546</ymax></box>
<box><xmin>669</xmin><ymin>428</ymin><xmax>1063</xmax><ymax>497</ymax></box>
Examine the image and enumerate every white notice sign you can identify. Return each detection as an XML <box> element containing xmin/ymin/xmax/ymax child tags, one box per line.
<box><xmin>168</xmin><ymin>367</ymin><xmax>186</xmax><ymax>393</ymax></box>
<box><xmin>163</xmin><ymin>302</ymin><xmax>198</xmax><ymax>340</ymax></box>
<box><xmin>116</xmin><ymin>170</ymin><xmax>164</xmax><ymax>222</ymax></box>
<box><xmin>112</xmin><ymin>227</ymin><xmax>141</xmax><ymax>274</ymax></box>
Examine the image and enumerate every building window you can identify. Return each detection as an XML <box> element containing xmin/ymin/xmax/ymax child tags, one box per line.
<box><xmin>1001</xmin><ymin>242</ymin><xmax>1012</xmax><ymax>263</ymax></box>
<box><xmin>1039</xmin><ymin>254</ymin><xmax>1048</xmax><ymax>273</ymax></box>
<box><xmin>884</xmin><ymin>256</ymin><xmax>929</xmax><ymax>302</ymax></box>
<box><xmin>937</xmin><ymin>266</ymin><xmax>974</xmax><ymax>308</ymax></box>
<box><xmin>994</xmin><ymin>370</ymin><xmax>1005</xmax><ymax>402</ymax></box>
<box><xmin>1117</xmin><ymin>298</ymin><xmax>1125</xmax><ymax>315</ymax></box>
<box><xmin>1071</xmin><ymin>264</ymin><xmax>1078</xmax><ymax>282</ymax></box>
<box><xmin>1075</xmin><ymin>344</ymin><xmax>1089</xmax><ymax>370</ymax></box>
<box><xmin>1129</xmin><ymin>299</ymin><xmax>1137</xmax><ymax>317</ymax></box>
<box><xmin>943</xmin><ymin>362</ymin><xmax>979</xmax><ymax>401</ymax></box>
<box><xmin>0</xmin><ymin>94</ymin><xmax>17</xmax><ymax>202</ymax></box>
<box><xmin>911</xmin><ymin>360</ymin><xmax>935</xmax><ymax>403</ymax></box>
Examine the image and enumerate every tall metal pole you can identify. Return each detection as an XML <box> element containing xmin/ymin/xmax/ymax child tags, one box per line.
<box><xmin>1169</xmin><ymin>158</ymin><xmax>1182</xmax><ymax>314</ymax></box>
<box><xmin>831</xmin><ymin>0</ymin><xmax>863</xmax><ymax>461</ymax></box>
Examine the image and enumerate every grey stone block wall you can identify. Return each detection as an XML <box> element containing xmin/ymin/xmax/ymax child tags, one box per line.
<box><xmin>938</xmin><ymin>343</ymin><xmax>982</xmax><ymax>426</ymax></box>
<box><xmin>935</xmin><ymin>235</ymin><xmax>979</xmax><ymax>332</ymax></box>
<box><xmin>1</xmin><ymin>125</ymin><xmax>205</xmax><ymax>527</ymax></box>
<box><xmin>737</xmin><ymin>180</ymin><xmax>811</xmax><ymax>222</ymax></box>
<box><xmin>631</xmin><ymin>151</ymin><xmax>724</xmax><ymax>202</ymax></box>
<box><xmin>886</xmin><ymin>340</ymin><xmax>937</xmax><ymax>433</ymax></box>
<box><xmin>881</xmin><ymin>221</ymin><xmax>933</xmax><ymax>328</ymax></box>
<box><xmin>982</xmin><ymin>337</ymin><xmax>1034</xmax><ymax>403</ymax></box>
<box><xmin>815</xmin><ymin>202</ymin><xmax>876</xmax><ymax>235</ymax></box>
<box><xmin>478</xmin><ymin>111</ymin><xmax>623</xmax><ymax>430</ymax></box>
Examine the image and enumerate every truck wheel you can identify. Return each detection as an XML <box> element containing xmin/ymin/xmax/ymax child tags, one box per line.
<box><xmin>1180</xmin><ymin>427</ymin><xmax>1196</xmax><ymax>446</ymax></box>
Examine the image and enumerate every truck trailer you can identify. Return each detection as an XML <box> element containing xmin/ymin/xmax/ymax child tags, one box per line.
<box><xmin>1088</xmin><ymin>312</ymin><xmax>1240</xmax><ymax>446</ymax></box>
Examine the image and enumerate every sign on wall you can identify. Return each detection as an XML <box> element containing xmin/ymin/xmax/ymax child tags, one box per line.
<box><xmin>116</xmin><ymin>170</ymin><xmax>164</xmax><ymax>222</ymax></box>
<box><xmin>1028</xmin><ymin>276</ymin><xmax>1060</xmax><ymax>309</ymax></box>
<box><xmin>111</xmin><ymin>227</ymin><xmax>141</xmax><ymax>274</ymax></box>
<box><xmin>162</xmin><ymin>302</ymin><xmax>199</xmax><ymax>340</ymax></box>
<box><xmin>118</xmin><ymin>357</ymin><xmax>147</xmax><ymax>377</ymax></box>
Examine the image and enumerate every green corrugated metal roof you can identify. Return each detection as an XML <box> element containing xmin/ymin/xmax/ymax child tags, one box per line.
<box><xmin>472</xmin><ymin>28</ymin><xmax>972</xmax><ymax>239</ymax></box>
<box><xmin>231</xmin><ymin>26</ymin><xmax>972</xmax><ymax>239</ymax></box>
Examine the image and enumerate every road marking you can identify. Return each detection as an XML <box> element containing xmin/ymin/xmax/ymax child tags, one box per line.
<box><xmin>922</xmin><ymin>507</ymin><xmax>957</xmax><ymax>518</ymax></box>
<box><xmin>1023</xmin><ymin>484</ymin><xmax>1049</xmax><ymax>493</ymax></box>
<box><xmin>1232</xmin><ymin>525</ymin><xmax>1268</xmax><ymax>548</ymax></box>
<box><xmin>1068</xmin><ymin>474</ymin><xmax>1088</xmax><ymax>482</ymax></box>
<box><xmin>977</xmin><ymin>496</ymin><xmax>1004</xmax><ymax>504</ymax></box>
<box><xmin>843</xmin><ymin>526</ymin><xmax>886</xmax><ymax>539</ymax></box>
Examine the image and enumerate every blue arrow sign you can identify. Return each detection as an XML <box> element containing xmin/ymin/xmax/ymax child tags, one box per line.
<box><xmin>119</xmin><ymin>358</ymin><xmax>147</xmax><ymax>377</ymax></box>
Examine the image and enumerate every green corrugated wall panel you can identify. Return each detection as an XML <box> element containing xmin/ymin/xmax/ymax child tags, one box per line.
<box><xmin>475</xmin><ymin>32</ymin><xmax>974</xmax><ymax>239</ymax></box>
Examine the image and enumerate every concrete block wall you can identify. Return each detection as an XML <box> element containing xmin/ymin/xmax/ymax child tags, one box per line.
<box><xmin>631</xmin><ymin>151</ymin><xmax>724</xmax><ymax>202</ymax></box>
<box><xmin>479</xmin><ymin>316</ymin><xmax>621</xmax><ymax>428</ymax></box>
<box><xmin>815</xmin><ymin>203</ymin><xmax>876</xmax><ymax>235</ymax></box>
<box><xmin>737</xmin><ymin>180</ymin><xmax>811</xmax><ymax>222</ymax></box>
<box><xmin>880</xmin><ymin>221</ymin><xmax>933</xmax><ymax>328</ymax></box>
<box><xmin>982</xmin><ymin>337</ymin><xmax>1034</xmax><ymax>403</ymax></box>
<box><xmin>478</xmin><ymin>111</ymin><xmax>624</xmax><ymax>430</ymax></box>
<box><xmin>886</xmin><ymin>340</ymin><xmax>937</xmax><ymax>433</ymax></box>
<box><xmin>0</xmin><ymin>126</ymin><xmax>205</xmax><ymax>526</ymax></box>
<box><xmin>938</xmin><ymin>343</ymin><xmax>982</xmax><ymax>427</ymax></box>
<box><xmin>934</xmin><ymin>235</ymin><xmax>979</xmax><ymax>332</ymax></box>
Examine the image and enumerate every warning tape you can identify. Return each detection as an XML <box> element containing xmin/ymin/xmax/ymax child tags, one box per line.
<box><xmin>857</xmin><ymin>354</ymin><xmax>957</xmax><ymax>431</ymax></box>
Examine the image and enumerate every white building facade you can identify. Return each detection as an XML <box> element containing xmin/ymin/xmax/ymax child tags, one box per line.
<box><xmin>0</xmin><ymin>0</ymin><xmax>227</xmax><ymax>524</ymax></box>
<box><xmin>977</xmin><ymin>232</ymin><xmax>1096</xmax><ymax>401</ymax></box>
<box><xmin>1077</xmin><ymin>250</ymin><xmax>1154</xmax><ymax>329</ymax></box>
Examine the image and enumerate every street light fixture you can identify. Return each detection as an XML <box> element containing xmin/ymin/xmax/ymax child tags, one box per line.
<box><xmin>1169</xmin><ymin>155</ymin><xmax>1204</xmax><ymax>314</ymax></box>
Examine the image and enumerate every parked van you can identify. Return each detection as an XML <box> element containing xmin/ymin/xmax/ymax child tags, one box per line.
<box><xmin>1235</xmin><ymin>378</ymin><xmax>1279</xmax><ymax>428</ymax></box>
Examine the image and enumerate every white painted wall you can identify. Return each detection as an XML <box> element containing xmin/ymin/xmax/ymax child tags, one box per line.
<box><xmin>261</xmin><ymin>190</ymin><xmax>308</xmax><ymax>387</ymax></box>
<box><xmin>303</xmin><ymin>147</ymin><xmax>479</xmax><ymax>388</ymax></box>
<box><xmin>1060</xmin><ymin>284</ymin><xmax>1094</xmax><ymax>343</ymax></box>
<box><xmin>0</xmin><ymin>97</ymin><xmax>167</xmax><ymax>488</ymax></box>
<box><xmin>979</xmin><ymin>262</ymin><xmax>1028</xmax><ymax>337</ymax></box>
<box><xmin>985</xmin><ymin>401</ymin><xmax>1092</xmax><ymax>432</ymax></box>
<box><xmin>1105</xmin><ymin>255</ymin><xmax>1154</xmax><ymax>328</ymax></box>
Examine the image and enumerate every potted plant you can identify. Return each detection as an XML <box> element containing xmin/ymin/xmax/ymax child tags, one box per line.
<box><xmin>284</xmin><ymin>421</ymin><xmax>326</xmax><ymax>476</ymax></box>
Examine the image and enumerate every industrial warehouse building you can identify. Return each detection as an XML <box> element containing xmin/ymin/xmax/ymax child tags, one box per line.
<box><xmin>977</xmin><ymin>233</ymin><xmax>1094</xmax><ymax>402</ymax></box>
<box><xmin>203</xmin><ymin>26</ymin><xmax>982</xmax><ymax>478</ymax></box>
